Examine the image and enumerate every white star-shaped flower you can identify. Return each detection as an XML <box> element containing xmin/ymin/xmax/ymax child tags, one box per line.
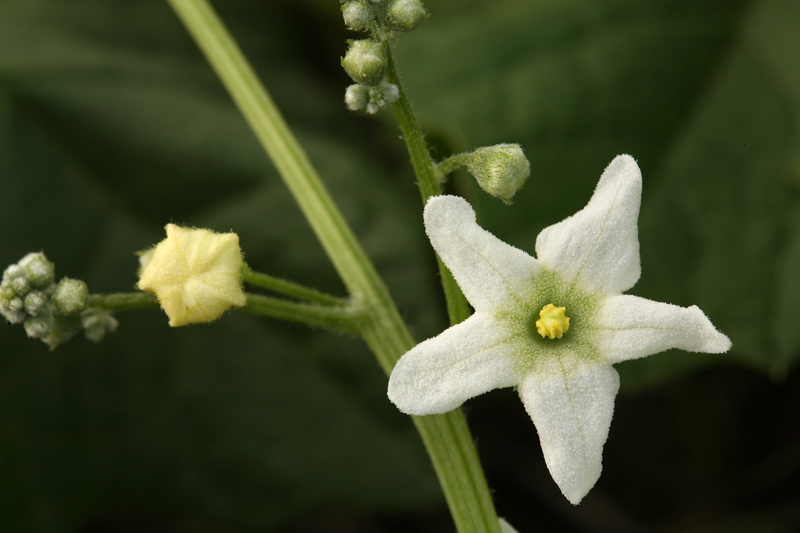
<box><xmin>388</xmin><ymin>155</ymin><xmax>731</xmax><ymax>504</ymax></box>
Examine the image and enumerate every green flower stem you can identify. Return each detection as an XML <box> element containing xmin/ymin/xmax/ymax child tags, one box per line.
<box><xmin>87</xmin><ymin>292</ymin><xmax>159</xmax><ymax>311</ymax></box>
<box><xmin>242</xmin><ymin>266</ymin><xmax>345</xmax><ymax>306</ymax></box>
<box><xmin>164</xmin><ymin>2</ymin><xmax>500</xmax><ymax>532</ymax></box>
<box><xmin>243</xmin><ymin>293</ymin><xmax>363</xmax><ymax>334</ymax></box>
<box><xmin>436</xmin><ymin>152</ymin><xmax>472</xmax><ymax>182</ymax></box>
<box><xmin>385</xmin><ymin>49</ymin><xmax>471</xmax><ymax>327</ymax></box>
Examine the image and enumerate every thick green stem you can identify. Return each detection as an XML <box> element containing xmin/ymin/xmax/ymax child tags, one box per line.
<box><xmin>164</xmin><ymin>2</ymin><xmax>500</xmax><ymax>532</ymax></box>
<box><xmin>242</xmin><ymin>267</ymin><xmax>345</xmax><ymax>306</ymax></box>
<box><xmin>385</xmin><ymin>50</ymin><xmax>471</xmax><ymax>327</ymax></box>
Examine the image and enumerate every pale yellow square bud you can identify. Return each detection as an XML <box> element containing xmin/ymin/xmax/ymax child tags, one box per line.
<box><xmin>138</xmin><ymin>224</ymin><xmax>246</xmax><ymax>327</ymax></box>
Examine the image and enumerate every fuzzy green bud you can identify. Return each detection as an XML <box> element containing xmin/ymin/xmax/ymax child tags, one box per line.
<box><xmin>467</xmin><ymin>144</ymin><xmax>531</xmax><ymax>204</ymax></box>
<box><xmin>11</xmin><ymin>276</ymin><xmax>30</xmax><ymax>297</ymax></box>
<box><xmin>345</xmin><ymin>84</ymin><xmax>370</xmax><ymax>111</ymax></box>
<box><xmin>53</xmin><ymin>278</ymin><xmax>89</xmax><ymax>315</ymax></box>
<box><xmin>18</xmin><ymin>252</ymin><xmax>55</xmax><ymax>289</ymax></box>
<box><xmin>342</xmin><ymin>0</ymin><xmax>374</xmax><ymax>32</ymax></box>
<box><xmin>24</xmin><ymin>291</ymin><xmax>48</xmax><ymax>317</ymax></box>
<box><xmin>387</xmin><ymin>0</ymin><xmax>428</xmax><ymax>32</ymax></box>
<box><xmin>367</xmin><ymin>82</ymin><xmax>399</xmax><ymax>114</ymax></box>
<box><xmin>342</xmin><ymin>39</ymin><xmax>387</xmax><ymax>86</ymax></box>
<box><xmin>24</xmin><ymin>316</ymin><xmax>50</xmax><ymax>339</ymax></box>
<box><xmin>82</xmin><ymin>310</ymin><xmax>119</xmax><ymax>343</ymax></box>
<box><xmin>2</xmin><ymin>264</ymin><xmax>24</xmax><ymax>284</ymax></box>
<box><xmin>3</xmin><ymin>297</ymin><xmax>26</xmax><ymax>324</ymax></box>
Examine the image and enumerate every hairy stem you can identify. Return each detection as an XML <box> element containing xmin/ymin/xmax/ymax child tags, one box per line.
<box><xmin>243</xmin><ymin>293</ymin><xmax>363</xmax><ymax>334</ymax></box>
<box><xmin>385</xmin><ymin>50</ymin><xmax>471</xmax><ymax>326</ymax></box>
<box><xmin>242</xmin><ymin>267</ymin><xmax>346</xmax><ymax>306</ymax></box>
<box><xmin>88</xmin><ymin>292</ymin><xmax>159</xmax><ymax>311</ymax></box>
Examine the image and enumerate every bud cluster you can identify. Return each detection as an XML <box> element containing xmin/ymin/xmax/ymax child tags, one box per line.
<box><xmin>340</xmin><ymin>0</ymin><xmax>427</xmax><ymax>114</ymax></box>
<box><xmin>1</xmin><ymin>252</ymin><xmax>116</xmax><ymax>348</ymax></box>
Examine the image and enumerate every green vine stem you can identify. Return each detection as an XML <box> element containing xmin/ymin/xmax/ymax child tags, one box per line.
<box><xmin>243</xmin><ymin>293</ymin><xmax>363</xmax><ymax>334</ymax></box>
<box><xmin>242</xmin><ymin>266</ymin><xmax>346</xmax><ymax>306</ymax></box>
<box><xmin>88</xmin><ymin>292</ymin><xmax>159</xmax><ymax>311</ymax></box>
<box><xmin>165</xmin><ymin>1</ymin><xmax>501</xmax><ymax>532</ymax></box>
<box><xmin>385</xmin><ymin>50</ymin><xmax>471</xmax><ymax>327</ymax></box>
<box><xmin>435</xmin><ymin>152</ymin><xmax>472</xmax><ymax>183</ymax></box>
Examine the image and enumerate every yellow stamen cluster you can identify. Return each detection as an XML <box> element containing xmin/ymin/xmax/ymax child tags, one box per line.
<box><xmin>535</xmin><ymin>303</ymin><xmax>570</xmax><ymax>339</ymax></box>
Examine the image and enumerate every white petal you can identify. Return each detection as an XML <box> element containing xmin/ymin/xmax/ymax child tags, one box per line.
<box><xmin>535</xmin><ymin>155</ymin><xmax>641</xmax><ymax>294</ymax></box>
<box><xmin>594</xmin><ymin>294</ymin><xmax>732</xmax><ymax>364</ymax></box>
<box><xmin>424</xmin><ymin>195</ymin><xmax>539</xmax><ymax>313</ymax></box>
<box><xmin>388</xmin><ymin>312</ymin><xmax>521</xmax><ymax>415</ymax></box>
<box><xmin>518</xmin><ymin>360</ymin><xmax>619</xmax><ymax>505</ymax></box>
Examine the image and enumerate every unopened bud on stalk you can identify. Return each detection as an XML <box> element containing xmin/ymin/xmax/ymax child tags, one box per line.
<box><xmin>345</xmin><ymin>84</ymin><xmax>370</xmax><ymax>111</ymax></box>
<box><xmin>53</xmin><ymin>278</ymin><xmax>89</xmax><ymax>315</ymax></box>
<box><xmin>467</xmin><ymin>144</ymin><xmax>530</xmax><ymax>204</ymax></box>
<box><xmin>342</xmin><ymin>0</ymin><xmax>374</xmax><ymax>32</ymax></box>
<box><xmin>82</xmin><ymin>310</ymin><xmax>119</xmax><ymax>343</ymax></box>
<box><xmin>138</xmin><ymin>225</ymin><xmax>246</xmax><ymax>327</ymax></box>
<box><xmin>387</xmin><ymin>0</ymin><xmax>428</xmax><ymax>32</ymax></box>
<box><xmin>342</xmin><ymin>39</ymin><xmax>387</xmax><ymax>86</ymax></box>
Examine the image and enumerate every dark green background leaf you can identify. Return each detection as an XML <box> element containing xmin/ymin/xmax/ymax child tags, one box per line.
<box><xmin>1</xmin><ymin>0</ymin><xmax>799</xmax><ymax>531</ymax></box>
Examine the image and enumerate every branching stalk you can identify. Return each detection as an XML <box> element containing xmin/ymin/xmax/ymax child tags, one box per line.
<box><xmin>242</xmin><ymin>266</ymin><xmax>346</xmax><ymax>306</ymax></box>
<box><xmin>164</xmin><ymin>2</ymin><xmax>501</xmax><ymax>531</ymax></box>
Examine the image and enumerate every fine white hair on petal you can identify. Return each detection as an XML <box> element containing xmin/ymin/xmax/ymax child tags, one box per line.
<box><xmin>595</xmin><ymin>294</ymin><xmax>733</xmax><ymax>364</ymax></box>
<box><xmin>388</xmin><ymin>312</ymin><xmax>521</xmax><ymax>415</ymax></box>
<box><xmin>518</xmin><ymin>360</ymin><xmax>620</xmax><ymax>505</ymax></box>
<box><xmin>535</xmin><ymin>155</ymin><xmax>642</xmax><ymax>295</ymax></box>
<box><xmin>424</xmin><ymin>195</ymin><xmax>539</xmax><ymax>313</ymax></box>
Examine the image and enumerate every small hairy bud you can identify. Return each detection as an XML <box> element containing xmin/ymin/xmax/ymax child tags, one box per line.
<box><xmin>24</xmin><ymin>291</ymin><xmax>48</xmax><ymax>317</ymax></box>
<box><xmin>53</xmin><ymin>278</ymin><xmax>89</xmax><ymax>315</ymax></box>
<box><xmin>18</xmin><ymin>252</ymin><xmax>55</xmax><ymax>289</ymax></box>
<box><xmin>345</xmin><ymin>82</ymin><xmax>399</xmax><ymax>114</ymax></box>
<box><xmin>11</xmin><ymin>276</ymin><xmax>30</xmax><ymax>297</ymax></box>
<box><xmin>386</xmin><ymin>0</ymin><xmax>428</xmax><ymax>32</ymax></box>
<box><xmin>341</xmin><ymin>39</ymin><xmax>387</xmax><ymax>86</ymax></box>
<box><xmin>467</xmin><ymin>144</ymin><xmax>531</xmax><ymax>204</ymax></box>
<box><xmin>368</xmin><ymin>82</ymin><xmax>399</xmax><ymax>112</ymax></box>
<box><xmin>2</xmin><ymin>296</ymin><xmax>26</xmax><ymax>324</ymax></box>
<box><xmin>342</xmin><ymin>0</ymin><xmax>374</xmax><ymax>32</ymax></box>
<box><xmin>138</xmin><ymin>224</ymin><xmax>247</xmax><ymax>327</ymax></box>
<box><xmin>345</xmin><ymin>84</ymin><xmax>370</xmax><ymax>111</ymax></box>
<box><xmin>82</xmin><ymin>310</ymin><xmax>119</xmax><ymax>343</ymax></box>
<box><xmin>24</xmin><ymin>316</ymin><xmax>51</xmax><ymax>339</ymax></box>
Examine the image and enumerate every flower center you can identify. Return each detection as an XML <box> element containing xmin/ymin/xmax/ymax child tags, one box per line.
<box><xmin>535</xmin><ymin>303</ymin><xmax>570</xmax><ymax>339</ymax></box>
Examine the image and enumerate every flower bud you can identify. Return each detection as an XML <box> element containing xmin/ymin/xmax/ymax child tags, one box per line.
<box><xmin>18</xmin><ymin>252</ymin><xmax>55</xmax><ymax>289</ymax></box>
<box><xmin>342</xmin><ymin>39</ymin><xmax>387</xmax><ymax>86</ymax></box>
<box><xmin>24</xmin><ymin>291</ymin><xmax>48</xmax><ymax>317</ymax></box>
<box><xmin>11</xmin><ymin>276</ymin><xmax>30</xmax><ymax>297</ymax></box>
<box><xmin>53</xmin><ymin>278</ymin><xmax>89</xmax><ymax>315</ymax></box>
<box><xmin>138</xmin><ymin>224</ymin><xmax>247</xmax><ymax>327</ymax></box>
<box><xmin>369</xmin><ymin>82</ymin><xmax>399</xmax><ymax>110</ymax></box>
<box><xmin>467</xmin><ymin>144</ymin><xmax>530</xmax><ymax>204</ymax></box>
<box><xmin>24</xmin><ymin>316</ymin><xmax>50</xmax><ymax>339</ymax></box>
<box><xmin>386</xmin><ymin>0</ymin><xmax>428</xmax><ymax>32</ymax></box>
<box><xmin>342</xmin><ymin>0</ymin><xmax>374</xmax><ymax>32</ymax></box>
<box><xmin>82</xmin><ymin>310</ymin><xmax>119</xmax><ymax>343</ymax></box>
<box><xmin>345</xmin><ymin>84</ymin><xmax>370</xmax><ymax>111</ymax></box>
<box><xmin>2</xmin><ymin>296</ymin><xmax>26</xmax><ymax>324</ymax></box>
